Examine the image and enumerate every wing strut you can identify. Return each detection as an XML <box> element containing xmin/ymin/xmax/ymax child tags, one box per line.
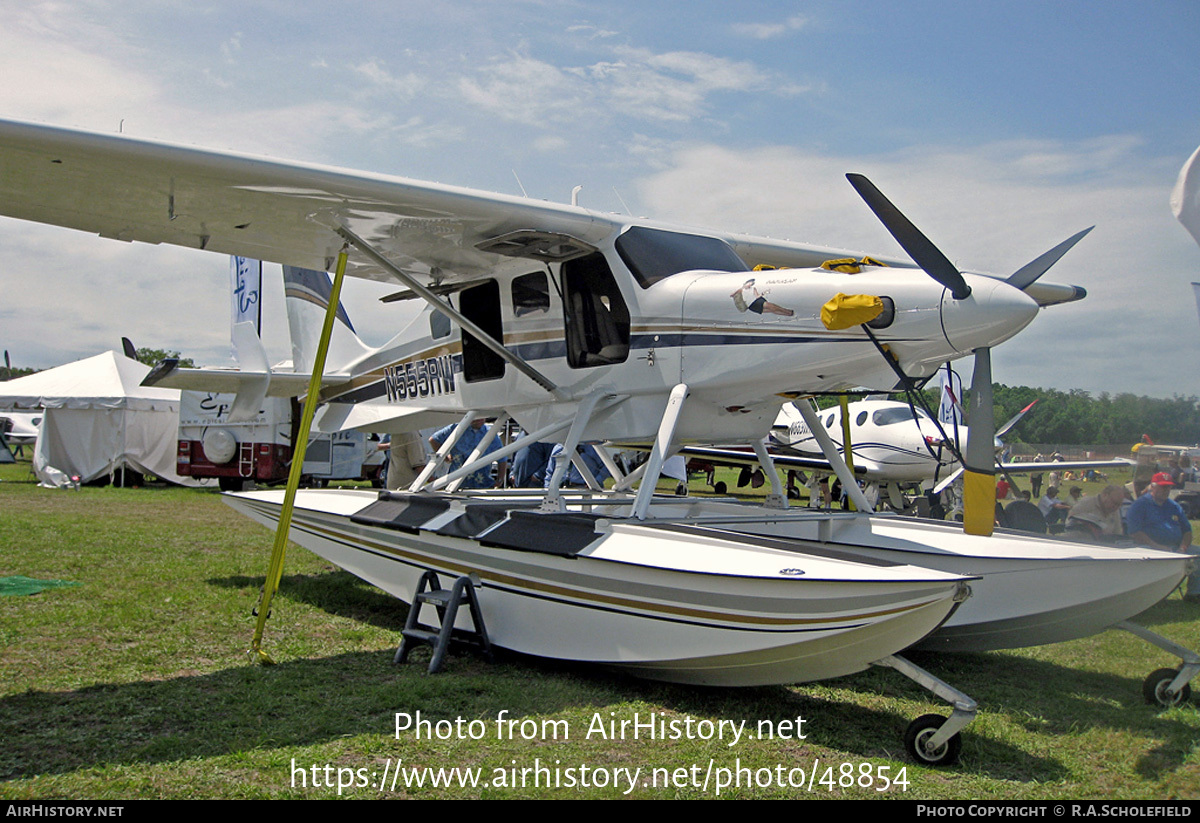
<box><xmin>335</xmin><ymin>226</ymin><xmax>567</xmax><ymax>400</ymax></box>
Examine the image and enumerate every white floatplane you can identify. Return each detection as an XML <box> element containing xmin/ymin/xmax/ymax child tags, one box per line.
<box><xmin>0</xmin><ymin>118</ymin><xmax>1193</xmax><ymax>764</ymax></box>
<box><xmin>225</xmin><ymin>487</ymin><xmax>971</xmax><ymax>688</ymax></box>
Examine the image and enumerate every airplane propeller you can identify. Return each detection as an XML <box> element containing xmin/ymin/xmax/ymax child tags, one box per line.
<box><xmin>961</xmin><ymin>348</ymin><xmax>996</xmax><ymax>536</ymax></box>
<box><xmin>845</xmin><ymin>174</ymin><xmax>1088</xmax><ymax>534</ymax></box>
<box><xmin>846</xmin><ymin>174</ymin><xmax>1092</xmax><ymax>297</ymax></box>
<box><xmin>846</xmin><ymin>174</ymin><xmax>972</xmax><ymax>300</ymax></box>
<box><xmin>1006</xmin><ymin>227</ymin><xmax>1093</xmax><ymax>291</ymax></box>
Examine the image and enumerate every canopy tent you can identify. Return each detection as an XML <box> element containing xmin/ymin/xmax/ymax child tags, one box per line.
<box><xmin>0</xmin><ymin>351</ymin><xmax>192</xmax><ymax>487</ymax></box>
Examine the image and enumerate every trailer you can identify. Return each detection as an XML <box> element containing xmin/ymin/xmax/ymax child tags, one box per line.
<box><xmin>176</xmin><ymin>390</ymin><xmax>384</xmax><ymax>490</ymax></box>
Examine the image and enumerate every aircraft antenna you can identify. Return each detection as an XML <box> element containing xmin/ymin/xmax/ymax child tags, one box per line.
<box><xmin>512</xmin><ymin>170</ymin><xmax>529</xmax><ymax>198</ymax></box>
<box><xmin>571</xmin><ymin>185</ymin><xmax>582</xmax><ymax>207</ymax></box>
<box><xmin>612</xmin><ymin>187</ymin><xmax>632</xmax><ymax>215</ymax></box>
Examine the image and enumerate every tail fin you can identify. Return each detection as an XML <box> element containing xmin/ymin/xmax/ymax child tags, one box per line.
<box><xmin>283</xmin><ymin>266</ymin><xmax>371</xmax><ymax>373</ymax></box>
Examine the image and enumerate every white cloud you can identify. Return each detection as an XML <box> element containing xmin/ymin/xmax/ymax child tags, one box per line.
<box><xmin>458</xmin><ymin>54</ymin><xmax>585</xmax><ymax>126</ymax></box>
<box><xmin>598</xmin><ymin>47</ymin><xmax>777</xmax><ymax>122</ymax></box>
<box><xmin>352</xmin><ymin>60</ymin><xmax>424</xmax><ymax>99</ymax></box>
<box><xmin>732</xmin><ymin>15</ymin><xmax>809</xmax><ymax>40</ymax></box>
<box><xmin>458</xmin><ymin>45</ymin><xmax>795</xmax><ymax>128</ymax></box>
<box><xmin>534</xmin><ymin>134</ymin><xmax>568</xmax><ymax>151</ymax></box>
<box><xmin>0</xmin><ymin>4</ymin><xmax>159</xmax><ymax>128</ymax></box>
<box><xmin>566</xmin><ymin>23</ymin><xmax>619</xmax><ymax>39</ymax></box>
<box><xmin>220</xmin><ymin>33</ymin><xmax>242</xmax><ymax>63</ymax></box>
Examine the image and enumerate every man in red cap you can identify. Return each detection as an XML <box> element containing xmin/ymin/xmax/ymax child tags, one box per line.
<box><xmin>1127</xmin><ymin>471</ymin><xmax>1197</xmax><ymax>602</ymax></box>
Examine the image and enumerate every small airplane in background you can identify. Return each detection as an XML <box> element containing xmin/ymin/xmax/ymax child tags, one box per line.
<box><xmin>769</xmin><ymin>395</ymin><xmax>1131</xmax><ymax>509</ymax></box>
<box><xmin>773</xmin><ymin>397</ymin><xmax>957</xmax><ymax>484</ymax></box>
<box><xmin>0</xmin><ymin>117</ymin><xmax>1193</xmax><ymax>765</ymax></box>
<box><xmin>1</xmin><ymin>351</ymin><xmax>40</xmax><ymax>453</ymax></box>
<box><xmin>0</xmin><ymin>409</ymin><xmax>41</xmax><ymax>450</ymax></box>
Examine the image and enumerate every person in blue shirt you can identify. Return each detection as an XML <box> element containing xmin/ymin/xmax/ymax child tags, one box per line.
<box><xmin>428</xmin><ymin>418</ymin><xmax>507</xmax><ymax>489</ymax></box>
<box><xmin>1127</xmin><ymin>471</ymin><xmax>1197</xmax><ymax>602</ymax></box>
<box><xmin>511</xmin><ymin>440</ymin><xmax>556</xmax><ymax>487</ymax></box>
<box><xmin>543</xmin><ymin>443</ymin><xmax>610</xmax><ymax>489</ymax></box>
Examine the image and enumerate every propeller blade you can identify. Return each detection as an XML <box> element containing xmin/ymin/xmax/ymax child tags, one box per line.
<box><xmin>1006</xmin><ymin>227</ymin><xmax>1094</xmax><ymax>290</ymax></box>
<box><xmin>962</xmin><ymin>347</ymin><xmax>996</xmax><ymax>536</ymax></box>
<box><xmin>121</xmin><ymin>337</ymin><xmax>138</xmax><ymax>360</ymax></box>
<box><xmin>995</xmin><ymin>399</ymin><xmax>1038</xmax><ymax>440</ymax></box>
<box><xmin>846</xmin><ymin>173</ymin><xmax>971</xmax><ymax>300</ymax></box>
<box><xmin>933</xmin><ymin>465</ymin><xmax>965</xmax><ymax>495</ymax></box>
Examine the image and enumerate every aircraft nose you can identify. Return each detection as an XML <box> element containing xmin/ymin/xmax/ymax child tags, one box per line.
<box><xmin>939</xmin><ymin>275</ymin><xmax>1039</xmax><ymax>354</ymax></box>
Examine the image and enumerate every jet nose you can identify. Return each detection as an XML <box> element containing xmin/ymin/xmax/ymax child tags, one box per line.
<box><xmin>939</xmin><ymin>275</ymin><xmax>1039</xmax><ymax>354</ymax></box>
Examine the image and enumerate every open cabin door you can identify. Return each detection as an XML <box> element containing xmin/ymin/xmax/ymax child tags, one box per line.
<box><xmin>562</xmin><ymin>252</ymin><xmax>630</xmax><ymax>369</ymax></box>
<box><xmin>458</xmin><ymin>280</ymin><xmax>505</xmax><ymax>383</ymax></box>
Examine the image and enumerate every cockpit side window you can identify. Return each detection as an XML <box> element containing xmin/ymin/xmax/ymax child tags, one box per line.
<box><xmin>430</xmin><ymin>308</ymin><xmax>452</xmax><ymax>339</ymax></box>
<box><xmin>512</xmin><ymin>271</ymin><xmax>550</xmax><ymax>317</ymax></box>
<box><xmin>562</xmin><ymin>252</ymin><xmax>630</xmax><ymax>368</ymax></box>
<box><xmin>872</xmin><ymin>407</ymin><xmax>920</xmax><ymax>427</ymax></box>
<box><xmin>615</xmin><ymin>226</ymin><xmax>747</xmax><ymax>288</ymax></box>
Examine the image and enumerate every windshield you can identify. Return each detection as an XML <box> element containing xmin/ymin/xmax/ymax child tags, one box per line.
<box><xmin>615</xmin><ymin>226</ymin><xmax>747</xmax><ymax>288</ymax></box>
<box><xmin>872</xmin><ymin>406</ymin><xmax>931</xmax><ymax>427</ymax></box>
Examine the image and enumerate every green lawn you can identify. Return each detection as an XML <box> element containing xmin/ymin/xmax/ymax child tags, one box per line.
<box><xmin>1</xmin><ymin>458</ymin><xmax>1197</xmax><ymax>799</ymax></box>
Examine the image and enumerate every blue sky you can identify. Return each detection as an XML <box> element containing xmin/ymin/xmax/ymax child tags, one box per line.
<box><xmin>2</xmin><ymin>1</ymin><xmax>1199</xmax><ymax>399</ymax></box>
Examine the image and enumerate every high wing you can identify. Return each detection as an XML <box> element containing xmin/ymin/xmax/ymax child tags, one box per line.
<box><xmin>0</xmin><ymin>119</ymin><xmax>1083</xmax><ymax>304</ymax></box>
<box><xmin>0</xmin><ymin>119</ymin><xmax>611</xmax><ymax>284</ymax></box>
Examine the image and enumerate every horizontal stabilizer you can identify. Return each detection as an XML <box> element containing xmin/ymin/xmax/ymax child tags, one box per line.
<box><xmin>141</xmin><ymin>360</ymin><xmax>349</xmax><ymax>397</ymax></box>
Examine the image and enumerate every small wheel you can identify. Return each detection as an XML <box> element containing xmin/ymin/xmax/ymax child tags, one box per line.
<box><xmin>904</xmin><ymin>714</ymin><xmax>962</xmax><ymax>766</ymax></box>
<box><xmin>1143</xmin><ymin>667</ymin><xmax>1192</xmax><ymax>707</ymax></box>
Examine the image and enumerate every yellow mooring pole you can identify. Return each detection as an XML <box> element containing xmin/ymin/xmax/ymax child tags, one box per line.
<box><xmin>249</xmin><ymin>244</ymin><xmax>350</xmax><ymax>665</ymax></box>
<box><xmin>838</xmin><ymin>395</ymin><xmax>857</xmax><ymax>512</ymax></box>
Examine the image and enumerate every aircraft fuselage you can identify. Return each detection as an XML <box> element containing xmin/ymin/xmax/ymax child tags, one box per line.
<box><xmin>323</xmin><ymin>225</ymin><xmax>1039</xmax><ymax>445</ymax></box>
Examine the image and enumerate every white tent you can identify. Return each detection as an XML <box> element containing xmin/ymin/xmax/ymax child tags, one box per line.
<box><xmin>0</xmin><ymin>351</ymin><xmax>191</xmax><ymax>487</ymax></box>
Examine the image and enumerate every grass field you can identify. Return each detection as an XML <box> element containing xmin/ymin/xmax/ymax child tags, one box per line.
<box><xmin>1</xmin><ymin>458</ymin><xmax>1198</xmax><ymax>799</ymax></box>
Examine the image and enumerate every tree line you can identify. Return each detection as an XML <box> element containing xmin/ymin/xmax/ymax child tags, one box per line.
<box><xmin>990</xmin><ymin>385</ymin><xmax>1200</xmax><ymax>447</ymax></box>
